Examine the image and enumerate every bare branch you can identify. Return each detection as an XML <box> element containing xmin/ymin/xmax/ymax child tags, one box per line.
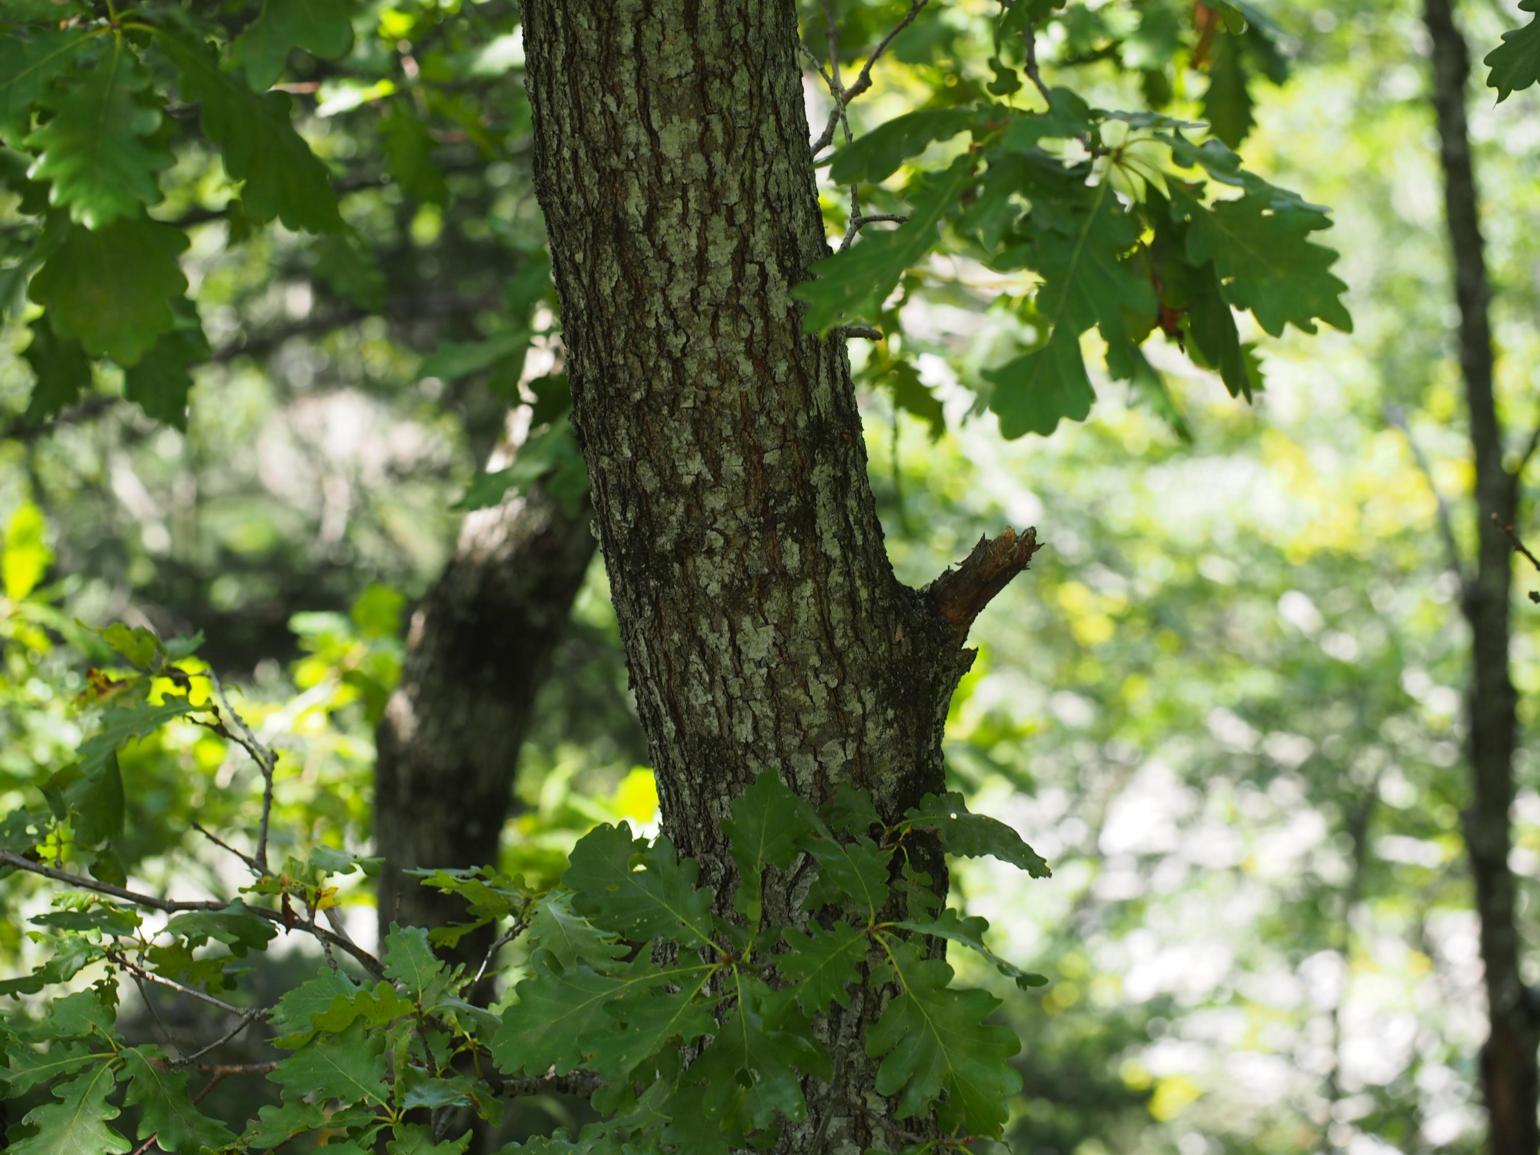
<box><xmin>174</xmin><ymin>1009</ymin><xmax>266</xmax><ymax>1067</ymax></box>
<box><xmin>205</xmin><ymin>670</ymin><xmax>278</xmax><ymax>875</ymax></box>
<box><xmin>190</xmin><ymin>821</ymin><xmax>261</xmax><ymax>876</ymax></box>
<box><xmin>1493</xmin><ymin>513</ymin><xmax>1540</xmax><ymax>604</ymax></box>
<box><xmin>496</xmin><ymin>1070</ymin><xmax>605</xmax><ymax>1099</ymax></box>
<box><xmin>110</xmin><ymin>950</ymin><xmax>253</xmax><ymax>1018</ymax></box>
<box><xmin>0</xmin><ymin>850</ymin><xmax>385</xmax><ymax>977</ymax></box>
<box><xmin>926</xmin><ymin>526</ymin><xmax>1043</xmax><ymax>641</ymax></box>
<box><xmin>832</xmin><ymin>324</ymin><xmax>883</xmax><ymax>341</ymax></box>
<box><xmin>1019</xmin><ymin>10</ymin><xmax>1055</xmax><ymax>106</ymax></box>
<box><xmin>808</xmin><ymin>0</ymin><xmax>929</xmax><ymax>155</ymax></box>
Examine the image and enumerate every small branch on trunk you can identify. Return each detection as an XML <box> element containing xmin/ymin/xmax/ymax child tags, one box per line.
<box><xmin>832</xmin><ymin>324</ymin><xmax>882</xmax><ymax>341</ymax></box>
<box><xmin>927</xmin><ymin>526</ymin><xmax>1042</xmax><ymax>641</ymax></box>
<box><xmin>1493</xmin><ymin>513</ymin><xmax>1540</xmax><ymax>603</ymax></box>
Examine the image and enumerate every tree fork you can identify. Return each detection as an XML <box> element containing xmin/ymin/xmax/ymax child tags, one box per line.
<box><xmin>521</xmin><ymin>1</ymin><xmax>1031</xmax><ymax>1148</ymax></box>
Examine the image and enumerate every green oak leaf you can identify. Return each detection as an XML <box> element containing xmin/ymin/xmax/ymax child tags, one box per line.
<box><xmin>311</xmin><ymin>981</ymin><xmax>415</xmax><ymax>1033</ymax></box>
<box><xmin>164</xmin><ymin>905</ymin><xmax>277</xmax><ymax>956</ymax></box>
<box><xmin>901</xmin><ymin>791</ymin><xmax>1051</xmax><ymax>877</ymax></box>
<box><xmin>563</xmin><ymin>823</ymin><xmax>719</xmax><ymax>949</ymax></box>
<box><xmin>523</xmin><ymin>891</ymin><xmax>625</xmax><ymax>968</ymax></box>
<box><xmin>825</xmin><ymin>107</ymin><xmax>982</xmax><ymax>185</ymax></box>
<box><xmin>387</xmin><ymin>1124</ymin><xmax>473</xmax><ymax>1154</ymax></box>
<box><xmin>383</xmin><ymin>924</ymin><xmax>454</xmax><ymax>1008</ymax></box>
<box><xmin>6</xmin><ymin>1065</ymin><xmax>131</xmax><ymax>1155</ymax></box>
<box><xmin>0</xmin><ymin>938</ymin><xmax>100</xmax><ymax>996</ymax></box>
<box><xmin>722</xmin><ymin>770</ymin><xmax>819</xmax><ymax>923</ymax></box>
<box><xmin>21</xmin><ymin>321</ymin><xmax>90</xmax><ymax>421</ymax></box>
<box><xmin>985</xmin><ymin>178</ymin><xmax>1155</xmax><ymax>437</ymax></box>
<box><xmin>121</xmin><ymin>1047</ymin><xmax>236</xmax><ymax>1152</ymax></box>
<box><xmin>893</xmin><ymin>909</ymin><xmax>1047</xmax><ymax>990</ymax></box>
<box><xmin>269</xmin><ymin>966</ymin><xmax>360</xmax><ymax>1046</ymax></box>
<box><xmin>0</xmin><ymin>29</ymin><xmax>92</xmax><ymax>141</ymax></box>
<box><xmin>984</xmin><ymin>327</ymin><xmax>1094</xmax><ymax>438</ymax></box>
<box><xmin>77</xmin><ymin>695</ymin><xmax>196</xmax><ymax>777</ymax></box>
<box><xmin>269</xmin><ymin>1026</ymin><xmax>390</xmax><ymax>1108</ymax></box>
<box><xmin>233</xmin><ymin>0</ymin><xmax>355</xmax><ymax>90</ymax></box>
<box><xmin>776</xmin><ymin>922</ymin><xmax>868</xmax><ymax>1013</ymax></box>
<box><xmin>867</xmin><ymin>938</ymin><xmax>1022</xmax><ymax>1135</ymax></box>
<box><xmin>381</xmin><ymin>105</ymin><xmax>447</xmax><ymax>204</ymax></box>
<box><xmin>40</xmin><ymin>759</ymin><xmax>122</xmax><ymax>848</ymax></box>
<box><xmin>1</xmin><ymin>1040</ymin><xmax>104</xmax><ymax>1096</ymax></box>
<box><xmin>806</xmin><ymin>833</ymin><xmax>891</xmax><ymax>918</ymax></box>
<box><xmin>794</xmin><ymin>155</ymin><xmax>976</xmax><ymax>333</ymax></box>
<box><xmin>155</xmin><ymin>29</ymin><xmax>341</xmax><ymax>232</ymax></box>
<box><xmin>1201</xmin><ymin>29</ymin><xmax>1253</xmax><ymax>148</ymax></box>
<box><xmin>684</xmin><ymin>972</ymin><xmax>828</xmax><ymax>1133</ymax></box>
<box><xmin>591</xmin><ymin>967</ymin><xmax>717</xmax><ymax>1080</ymax></box>
<box><xmin>122</xmin><ymin>302</ymin><xmax>209</xmax><ymax>428</ymax></box>
<box><xmin>492</xmin><ymin>952</ymin><xmax>714</xmax><ymax>1078</ymax></box>
<box><xmin>1486</xmin><ymin>0</ymin><xmax>1540</xmax><ymax>101</ymax></box>
<box><xmin>25</xmin><ymin>40</ymin><xmax>171</xmax><ymax>228</ymax></box>
<box><xmin>1174</xmin><ymin>184</ymin><xmax>1351</xmax><ymax>338</ymax></box>
<box><xmin>29</xmin><ymin>217</ymin><xmax>188</xmax><ymax>366</ymax></box>
<box><xmin>418</xmin><ymin>330</ymin><xmax>530</xmax><ymax>383</ymax></box>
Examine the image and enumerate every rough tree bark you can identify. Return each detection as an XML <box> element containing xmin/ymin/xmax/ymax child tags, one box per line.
<box><xmin>375</xmin><ymin>412</ymin><xmax>595</xmax><ymax>947</ymax></box>
<box><xmin>1423</xmin><ymin>2</ymin><xmax>1539</xmax><ymax>1151</ymax></box>
<box><xmin>522</xmin><ymin>3</ymin><xmax>1035</xmax><ymax>1150</ymax></box>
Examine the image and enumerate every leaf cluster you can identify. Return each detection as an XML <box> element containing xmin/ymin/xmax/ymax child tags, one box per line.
<box><xmin>794</xmin><ymin>3</ymin><xmax>1350</xmax><ymax>439</ymax></box>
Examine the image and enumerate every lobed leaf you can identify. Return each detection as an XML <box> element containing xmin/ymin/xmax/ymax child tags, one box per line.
<box><xmin>155</xmin><ymin>29</ymin><xmax>341</xmax><ymax>232</ymax></box>
<box><xmin>29</xmin><ymin>217</ymin><xmax>189</xmax><ymax>366</ymax></box>
<box><xmin>563</xmin><ymin>823</ymin><xmax>719</xmax><ymax>949</ymax></box>
<box><xmin>902</xmin><ymin>791</ymin><xmax>1051</xmax><ymax>878</ymax></box>
<box><xmin>1485</xmin><ymin>0</ymin><xmax>1540</xmax><ymax>101</ymax></box>
<box><xmin>721</xmin><ymin>770</ymin><xmax>819</xmax><ymax>923</ymax></box>
<box><xmin>826</xmin><ymin>107</ymin><xmax>982</xmax><ymax>185</ymax></box>
<box><xmin>121</xmin><ymin>1046</ymin><xmax>236</xmax><ymax>1152</ymax></box>
<box><xmin>6</xmin><ymin>1064</ymin><xmax>130</xmax><ymax>1155</ymax></box>
<box><xmin>25</xmin><ymin>40</ymin><xmax>172</xmax><ymax>229</ymax></box>
<box><xmin>233</xmin><ymin>0</ymin><xmax>355</xmax><ymax>90</ymax></box>
<box><xmin>867</xmin><ymin>938</ymin><xmax>1021</xmax><ymax>1135</ymax></box>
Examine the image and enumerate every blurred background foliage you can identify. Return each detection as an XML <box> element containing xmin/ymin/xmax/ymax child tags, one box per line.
<box><xmin>0</xmin><ymin>0</ymin><xmax>1536</xmax><ymax>1152</ymax></box>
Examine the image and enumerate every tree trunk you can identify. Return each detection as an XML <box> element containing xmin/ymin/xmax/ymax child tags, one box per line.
<box><xmin>521</xmin><ymin>3</ymin><xmax>1030</xmax><ymax>1149</ymax></box>
<box><xmin>375</xmin><ymin>411</ymin><xmax>595</xmax><ymax>951</ymax></box>
<box><xmin>1423</xmin><ymin>2</ymin><xmax>1539</xmax><ymax>1151</ymax></box>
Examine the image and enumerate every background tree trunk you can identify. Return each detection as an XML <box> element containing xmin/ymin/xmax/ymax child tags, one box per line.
<box><xmin>522</xmin><ymin>3</ymin><xmax>1029</xmax><ymax>1149</ymax></box>
<box><xmin>1423</xmin><ymin>2</ymin><xmax>1539</xmax><ymax>1151</ymax></box>
<box><xmin>375</xmin><ymin>410</ymin><xmax>595</xmax><ymax>952</ymax></box>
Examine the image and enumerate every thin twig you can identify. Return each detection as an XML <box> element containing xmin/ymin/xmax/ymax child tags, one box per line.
<box><xmin>110</xmin><ymin>950</ymin><xmax>251</xmax><ymax>1018</ymax></box>
<box><xmin>851</xmin><ymin>212</ymin><xmax>908</xmax><ymax>228</ymax></box>
<box><xmin>0</xmin><ymin>851</ymin><xmax>385</xmax><ymax>976</ymax></box>
<box><xmin>1386</xmin><ymin>407</ymin><xmax>1467</xmax><ymax>585</ymax></box>
<box><xmin>473</xmin><ymin>919</ymin><xmax>527</xmax><ymax>988</ymax></box>
<box><xmin>808</xmin><ymin>0</ymin><xmax>929</xmax><ymax>154</ymax></box>
<box><xmin>1493</xmin><ymin>514</ymin><xmax>1540</xmax><ymax>603</ymax></box>
<box><xmin>173</xmin><ymin>1008</ymin><xmax>266</xmax><ymax>1068</ymax></box>
<box><xmin>206</xmin><ymin>670</ymin><xmax>277</xmax><ymax>875</ymax></box>
<box><xmin>190</xmin><ymin>821</ymin><xmax>261</xmax><ymax>876</ymax></box>
<box><xmin>1019</xmin><ymin>9</ymin><xmax>1055</xmax><ymax>106</ymax></box>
